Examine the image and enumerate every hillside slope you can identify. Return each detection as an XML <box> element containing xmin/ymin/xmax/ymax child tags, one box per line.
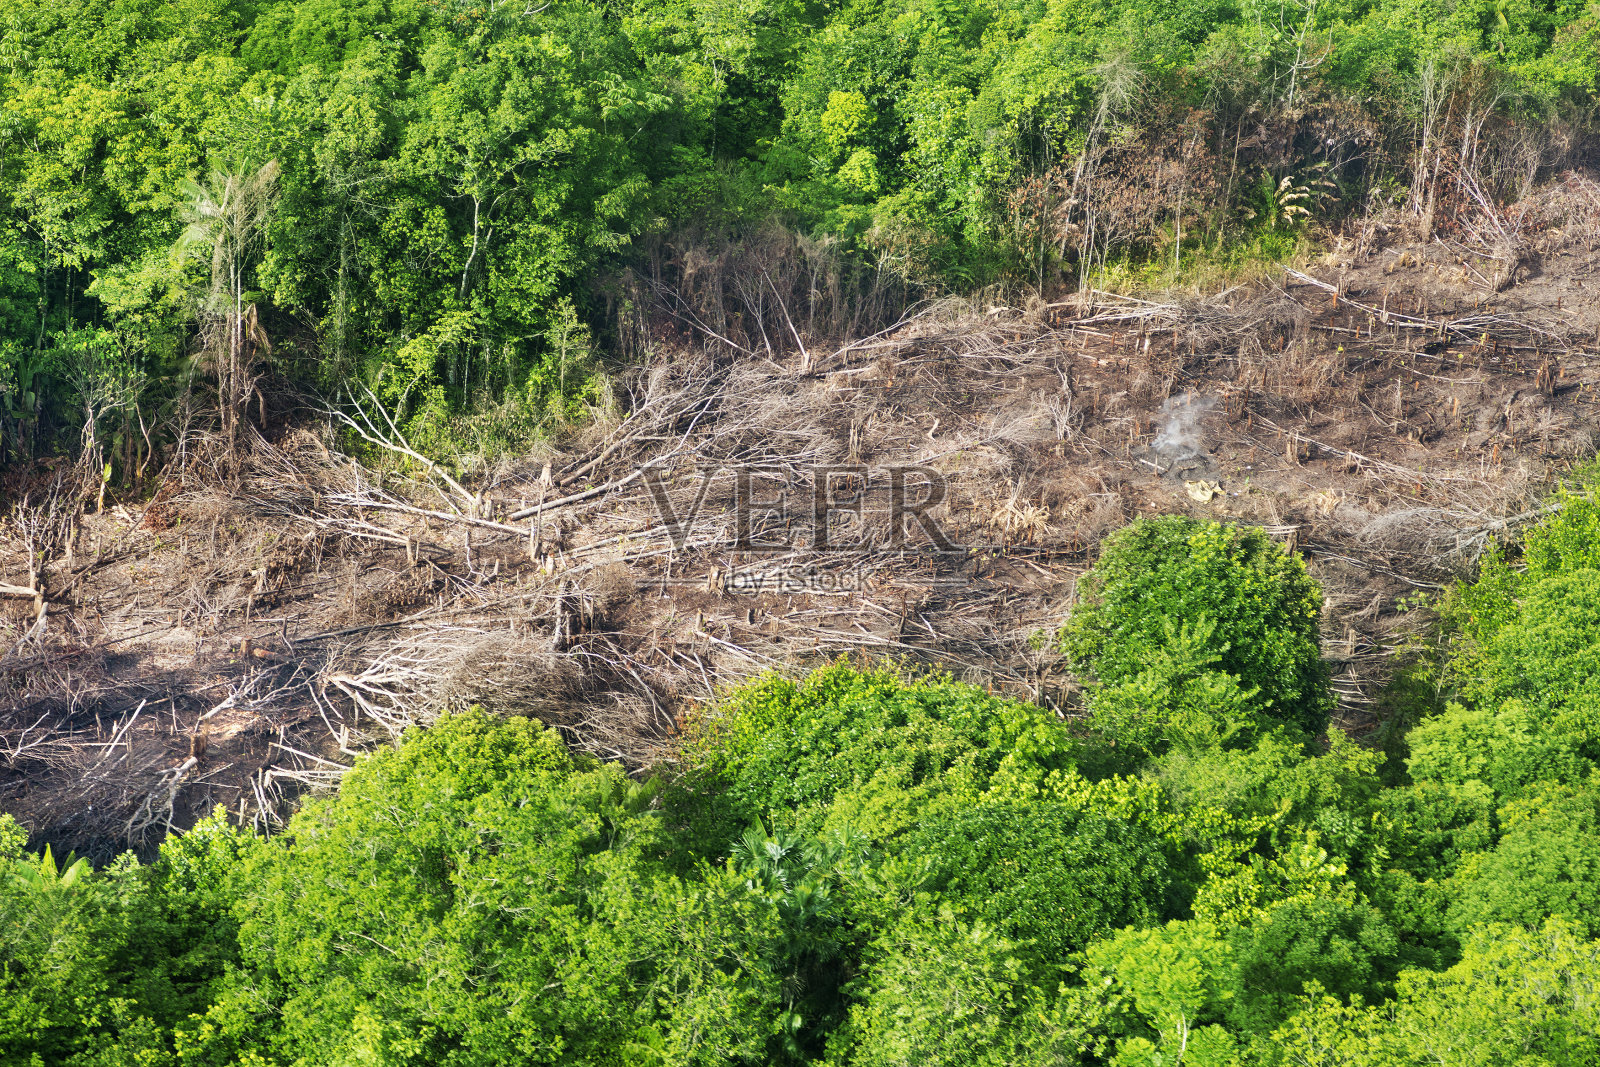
<box><xmin>3</xmin><ymin>175</ymin><xmax>1599</xmax><ymax>855</ymax></box>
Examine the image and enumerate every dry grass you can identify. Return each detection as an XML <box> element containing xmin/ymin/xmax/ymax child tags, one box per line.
<box><xmin>4</xmin><ymin>171</ymin><xmax>1600</xmax><ymax>855</ymax></box>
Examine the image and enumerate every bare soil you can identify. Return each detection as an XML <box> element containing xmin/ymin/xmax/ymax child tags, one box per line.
<box><xmin>5</xmin><ymin>172</ymin><xmax>1600</xmax><ymax>858</ymax></box>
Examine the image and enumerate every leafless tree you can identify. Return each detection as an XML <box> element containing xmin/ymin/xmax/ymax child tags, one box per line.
<box><xmin>177</xmin><ymin>160</ymin><xmax>281</xmax><ymax>460</ymax></box>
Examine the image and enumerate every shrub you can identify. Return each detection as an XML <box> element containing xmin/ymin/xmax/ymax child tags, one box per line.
<box><xmin>1063</xmin><ymin>516</ymin><xmax>1333</xmax><ymax>737</ymax></box>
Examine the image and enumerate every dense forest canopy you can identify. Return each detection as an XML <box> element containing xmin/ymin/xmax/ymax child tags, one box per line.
<box><xmin>8</xmin><ymin>483</ymin><xmax>1600</xmax><ymax>1064</ymax></box>
<box><xmin>0</xmin><ymin>0</ymin><xmax>1595</xmax><ymax>473</ymax></box>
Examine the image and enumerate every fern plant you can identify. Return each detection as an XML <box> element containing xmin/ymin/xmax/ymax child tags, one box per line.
<box><xmin>1242</xmin><ymin>165</ymin><xmax>1338</xmax><ymax>230</ymax></box>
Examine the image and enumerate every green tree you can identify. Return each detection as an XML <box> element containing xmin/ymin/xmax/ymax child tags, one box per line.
<box><xmin>906</xmin><ymin>799</ymin><xmax>1172</xmax><ymax>967</ymax></box>
<box><xmin>831</xmin><ymin>910</ymin><xmax>1097</xmax><ymax>1067</ymax></box>
<box><xmin>1227</xmin><ymin>895</ymin><xmax>1401</xmax><ymax>1033</ymax></box>
<box><xmin>1409</xmin><ymin>480</ymin><xmax>1600</xmax><ymax>811</ymax></box>
<box><xmin>1064</xmin><ymin>517</ymin><xmax>1333</xmax><ymax>737</ymax></box>
<box><xmin>1083</xmin><ymin>616</ymin><xmax>1266</xmax><ymax>760</ymax></box>
<box><xmin>1269</xmin><ymin>919</ymin><xmax>1600</xmax><ymax>1067</ymax></box>
<box><xmin>0</xmin><ymin>810</ymin><xmax>250</xmax><ymax>1067</ymax></box>
<box><xmin>1085</xmin><ymin>919</ymin><xmax>1240</xmax><ymax>1067</ymax></box>
<box><xmin>1448</xmin><ymin>783</ymin><xmax>1600</xmax><ymax>938</ymax></box>
<box><xmin>679</xmin><ymin>660</ymin><xmax>1079</xmax><ymax>845</ymax></box>
<box><xmin>222</xmin><ymin>709</ymin><xmax>785</xmax><ymax>1066</ymax></box>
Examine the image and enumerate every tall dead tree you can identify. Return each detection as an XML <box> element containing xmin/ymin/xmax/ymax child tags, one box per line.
<box><xmin>177</xmin><ymin>160</ymin><xmax>281</xmax><ymax>460</ymax></box>
<box><xmin>1067</xmin><ymin>55</ymin><xmax>1144</xmax><ymax>296</ymax></box>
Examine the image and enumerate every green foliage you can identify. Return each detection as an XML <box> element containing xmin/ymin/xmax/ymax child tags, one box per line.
<box><xmin>0</xmin><ymin>809</ymin><xmax>252</xmax><ymax>1067</ymax></box>
<box><xmin>1452</xmin><ymin>569</ymin><xmax>1600</xmax><ymax>751</ymax></box>
<box><xmin>680</xmin><ymin>659</ymin><xmax>1079</xmax><ymax>842</ymax></box>
<box><xmin>1064</xmin><ymin>516</ymin><xmax>1332</xmax><ymax>738</ymax></box>
<box><xmin>1448</xmin><ymin>783</ymin><xmax>1600</xmax><ymax>937</ymax></box>
<box><xmin>10</xmin><ymin>842</ymin><xmax>90</xmax><ymax>890</ymax></box>
<box><xmin>1151</xmin><ymin>728</ymin><xmax>1393</xmax><ymax>927</ymax></box>
<box><xmin>1153</xmin><ymin>728</ymin><xmax>1380</xmax><ymax>830</ymax></box>
<box><xmin>1406</xmin><ymin>699</ymin><xmax>1586</xmax><ymax>796</ymax></box>
<box><xmin>2</xmin><ymin>0</ymin><xmax>1595</xmax><ymax>473</ymax></box>
<box><xmin>1227</xmin><ymin>895</ymin><xmax>1400</xmax><ymax>1033</ymax></box>
<box><xmin>1413</xmin><ymin>480</ymin><xmax>1600</xmax><ymax>808</ymax></box>
<box><xmin>1522</xmin><ymin>482</ymin><xmax>1600</xmax><ymax>577</ymax></box>
<box><xmin>1269</xmin><ymin>919</ymin><xmax>1600</xmax><ymax>1066</ymax></box>
<box><xmin>1383</xmin><ymin>918</ymin><xmax>1600</xmax><ymax>1066</ymax></box>
<box><xmin>14</xmin><ymin>481</ymin><xmax>1600</xmax><ymax>1066</ymax></box>
<box><xmin>832</xmin><ymin>911</ymin><xmax>1100</xmax><ymax>1067</ymax></box>
<box><xmin>1086</xmin><ymin>920</ymin><xmax>1239</xmax><ymax>1067</ymax></box>
<box><xmin>1084</xmin><ymin>617</ymin><xmax>1266</xmax><ymax>761</ymax></box>
<box><xmin>908</xmin><ymin>799</ymin><xmax>1172</xmax><ymax>965</ymax></box>
<box><xmin>226</xmin><ymin>709</ymin><xmax>784</xmax><ymax>1066</ymax></box>
<box><xmin>1443</xmin><ymin>483</ymin><xmax>1600</xmax><ymax>713</ymax></box>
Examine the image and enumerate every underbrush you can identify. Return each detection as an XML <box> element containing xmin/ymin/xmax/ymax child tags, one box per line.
<box><xmin>1079</xmin><ymin>228</ymin><xmax>1320</xmax><ymax>298</ymax></box>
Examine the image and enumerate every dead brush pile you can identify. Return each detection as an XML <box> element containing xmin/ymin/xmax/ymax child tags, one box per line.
<box><xmin>4</xmin><ymin>173</ymin><xmax>1600</xmax><ymax>855</ymax></box>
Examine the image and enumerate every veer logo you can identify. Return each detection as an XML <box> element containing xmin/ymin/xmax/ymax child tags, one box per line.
<box><xmin>640</xmin><ymin>464</ymin><xmax>957</xmax><ymax>553</ymax></box>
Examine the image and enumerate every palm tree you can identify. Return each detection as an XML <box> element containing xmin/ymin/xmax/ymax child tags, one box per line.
<box><xmin>176</xmin><ymin>160</ymin><xmax>280</xmax><ymax>457</ymax></box>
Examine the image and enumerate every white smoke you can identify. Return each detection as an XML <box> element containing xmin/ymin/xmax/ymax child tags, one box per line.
<box><xmin>1152</xmin><ymin>392</ymin><xmax>1217</xmax><ymax>458</ymax></box>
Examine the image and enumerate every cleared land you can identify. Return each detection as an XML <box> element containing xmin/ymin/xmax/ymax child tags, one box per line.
<box><xmin>4</xmin><ymin>173</ymin><xmax>1600</xmax><ymax>857</ymax></box>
